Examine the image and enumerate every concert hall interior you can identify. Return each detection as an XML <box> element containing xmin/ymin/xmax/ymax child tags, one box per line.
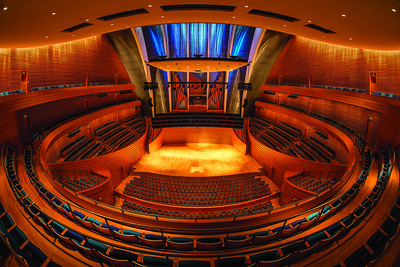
<box><xmin>1</xmin><ymin>1</ymin><xmax>400</xmax><ymax>266</ymax></box>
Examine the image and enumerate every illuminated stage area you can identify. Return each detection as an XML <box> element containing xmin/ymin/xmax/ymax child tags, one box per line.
<box><xmin>133</xmin><ymin>143</ymin><xmax>263</xmax><ymax>177</ymax></box>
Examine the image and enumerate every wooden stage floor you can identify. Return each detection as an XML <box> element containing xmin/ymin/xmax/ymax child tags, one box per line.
<box><xmin>133</xmin><ymin>143</ymin><xmax>263</xmax><ymax>177</ymax></box>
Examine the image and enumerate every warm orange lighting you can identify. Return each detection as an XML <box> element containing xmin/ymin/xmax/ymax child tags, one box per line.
<box><xmin>133</xmin><ymin>143</ymin><xmax>262</xmax><ymax>177</ymax></box>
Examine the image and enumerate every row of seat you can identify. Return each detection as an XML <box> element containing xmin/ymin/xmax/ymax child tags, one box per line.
<box><xmin>54</xmin><ymin>174</ymin><xmax>106</xmax><ymax>192</ymax></box>
<box><xmin>60</xmin><ymin>115</ymin><xmax>146</xmax><ymax>162</ymax></box>
<box><xmin>3</xmin><ymin>148</ymin><xmax>61</xmax><ymax>267</ymax></box>
<box><xmin>122</xmin><ymin>200</ymin><xmax>274</xmax><ymax>220</ymax></box>
<box><xmin>250</xmin><ymin>116</ymin><xmax>336</xmax><ymax>164</ymax></box>
<box><xmin>289</xmin><ymin>173</ymin><xmax>338</xmax><ymax>193</ymax></box>
<box><xmin>335</xmin><ymin>148</ymin><xmax>394</xmax><ymax>267</ymax></box>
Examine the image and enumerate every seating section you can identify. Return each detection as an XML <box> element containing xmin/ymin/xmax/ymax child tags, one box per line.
<box><xmin>151</xmin><ymin>113</ymin><xmax>244</xmax><ymax>129</ymax></box>
<box><xmin>124</xmin><ymin>174</ymin><xmax>270</xmax><ymax>206</ymax></box>
<box><xmin>10</xmin><ymin>122</ymin><xmax>397</xmax><ymax>267</ymax></box>
<box><xmin>288</xmin><ymin>173</ymin><xmax>338</xmax><ymax>193</ymax></box>
<box><xmin>2</xmin><ymin>148</ymin><xmax>61</xmax><ymax>266</ymax></box>
<box><xmin>249</xmin><ymin>117</ymin><xmax>335</xmax><ymax>163</ymax></box>
<box><xmin>122</xmin><ymin>200</ymin><xmax>273</xmax><ymax>219</ymax></box>
<box><xmin>310</xmin><ymin>112</ymin><xmax>354</xmax><ymax>135</ymax></box>
<box><xmin>61</xmin><ymin>114</ymin><xmax>145</xmax><ymax>162</ymax></box>
<box><xmin>54</xmin><ymin>172</ymin><xmax>107</xmax><ymax>192</ymax></box>
<box><xmin>2</xmin><ymin>96</ymin><xmax>398</xmax><ymax>267</ymax></box>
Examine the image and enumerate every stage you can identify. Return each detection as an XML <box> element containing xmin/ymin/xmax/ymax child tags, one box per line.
<box><xmin>133</xmin><ymin>143</ymin><xmax>262</xmax><ymax>177</ymax></box>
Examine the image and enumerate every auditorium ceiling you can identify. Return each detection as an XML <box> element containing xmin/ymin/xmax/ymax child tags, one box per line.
<box><xmin>0</xmin><ymin>0</ymin><xmax>399</xmax><ymax>49</ymax></box>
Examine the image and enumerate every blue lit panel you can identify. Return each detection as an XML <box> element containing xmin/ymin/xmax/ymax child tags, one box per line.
<box><xmin>189</xmin><ymin>23</ymin><xmax>208</xmax><ymax>57</ymax></box>
<box><xmin>231</xmin><ymin>26</ymin><xmax>255</xmax><ymax>59</ymax></box>
<box><xmin>168</xmin><ymin>24</ymin><xmax>187</xmax><ymax>58</ymax></box>
<box><xmin>142</xmin><ymin>25</ymin><xmax>165</xmax><ymax>59</ymax></box>
<box><xmin>209</xmin><ymin>24</ymin><xmax>229</xmax><ymax>58</ymax></box>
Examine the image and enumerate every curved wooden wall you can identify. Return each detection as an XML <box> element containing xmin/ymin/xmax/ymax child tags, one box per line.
<box><xmin>0</xmin><ymin>35</ymin><xmax>130</xmax><ymax>93</ymax></box>
<box><xmin>266</xmin><ymin>36</ymin><xmax>400</xmax><ymax>94</ymax></box>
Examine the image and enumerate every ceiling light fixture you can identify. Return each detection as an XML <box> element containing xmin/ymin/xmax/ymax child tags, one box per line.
<box><xmin>341</xmin><ymin>14</ymin><xmax>346</xmax><ymax>17</ymax></box>
<box><xmin>232</xmin><ymin>16</ymin><xmax>236</xmax><ymax>18</ymax></box>
<box><xmin>349</xmin><ymin>37</ymin><xmax>352</xmax><ymax>40</ymax></box>
<box><xmin>85</xmin><ymin>18</ymin><xmax>89</xmax><ymax>21</ymax></box>
<box><xmin>3</xmin><ymin>6</ymin><xmax>7</xmax><ymax>10</ymax></box>
<box><xmin>110</xmin><ymin>23</ymin><xmax>114</xmax><ymax>26</ymax></box>
<box><xmin>52</xmin><ymin>12</ymin><xmax>56</xmax><ymax>15</ymax></box>
<box><xmin>148</xmin><ymin>5</ymin><xmax>152</xmax><ymax>8</ymax></box>
<box><xmin>308</xmin><ymin>20</ymin><xmax>312</xmax><ymax>23</ymax></box>
<box><xmin>392</xmin><ymin>9</ymin><xmax>397</xmax><ymax>12</ymax></box>
<box><xmin>45</xmin><ymin>36</ymin><xmax>49</xmax><ymax>38</ymax></box>
<box><xmin>244</xmin><ymin>5</ymin><xmax>248</xmax><ymax>8</ymax></box>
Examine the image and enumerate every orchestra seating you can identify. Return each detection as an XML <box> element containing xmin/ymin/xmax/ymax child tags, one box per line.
<box><xmin>123</xmin><ymin>174</ymin><xmax>270</xmax><ymax>206</ymax></box>
<box><xmin>151</xmin><ymin>113</ymin><xmax>244</xmax><ymax>128</ymax></box>
<box><xmin>121</xmin><ymin>200</ymin><xmax>273</xmax><ymax>219</ymax></box>
<box><xmin>61</xmin><ymin>114</ymin><xmax>145</xmax><ymax>162</ymax></box>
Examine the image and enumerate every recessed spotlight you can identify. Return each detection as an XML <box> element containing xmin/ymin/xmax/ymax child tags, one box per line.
<box><xmin>3</xmin><ymin>6</ymin><xmax>8</xmax><ymax>10</ymax></box>
<box><xmin>161</xmin><ymin>15</ymin><xmax>164</xmax><ymax>18</ymax></box>
<box><xmin>110</xmin><ymin>23</ymin><xmax>114</xmax><ymax>26</ymax></box>
<box><xmin>45</xmin><ymin>36</ymin><xmax>49</xmax><ymax>39</ymax></box>
<box><xmin>232</xmin><ymin>16</ymin><xmax>236</xmax><ymax>19</ymax></box>
<box><xmin>322</xmin><ymin>36</ymin><xmax>326</xmax><ymax>38</ymax></box>
<box><xmin>168</xmin><ymin>20</ymin><xmax>172</xmax><ymax>22</ymax></box>
<box><xmin>91</xmin><ymin>33</ymin><xmax>94</xmax><ymax>35</ymax></box>
<box><xmin>72</xmin><ymin>34</ymin><xmax>75</xmax><ymax>37</ymax></box>
<box><xmin>283</xmin><ymin>24</ymin><xmax>287</xmax><ymax>27</ymax></box>
<box><xmin>244</xmin><ymin>5</ymin><xmax>248</xmax><ymax>8</ymax></box>
<box><xmin>85</xmin><ymin>18</ymin><xmax>90</xmax><ymax>21</ymax></box>
<box><xmin>126</xmin><ymin>25</ymin><xmax>129</xmax><ymax>28</ymax></box>
<box><xmin>349</xmin><ymin>37</ymin><xmax>352</xmax><ymax>40</ymax></box>
<box><xmin>392</xmin><ymin>8</ymin><xmax>397</xmax><ymax>12</ymax></box>
<box><xmin>341</xmin><ymin>14</ymin><xmax>346</xmax><ymax>17</ymax></box>
<box><xmin>52</xmin><ymin>12</ymin><xmax>56</xmax><ymax>15</ymax></box>
<box><xmin>308</xmin><ymin>20</ymin><xmax>312</xmax><ymax>23</ymax></box>
<box><xmin>148</xmin><ymin>4</ymin><xmax>152</xmax><ymax>8</ymax></box>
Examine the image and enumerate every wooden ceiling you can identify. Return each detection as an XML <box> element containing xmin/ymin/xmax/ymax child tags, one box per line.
<box><xmin>0</xmin><ymin>0</ymin><xmax>399</xmax><ymax>50</ymax></box>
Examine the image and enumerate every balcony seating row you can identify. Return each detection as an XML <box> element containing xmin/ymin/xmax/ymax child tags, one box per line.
<box><xmin>289</xmin><ymin>173</ymin><xmax>338</xmax><ymax>193</ymax></box>
<box><xmin>250</xmin><ymin>117</ymin><xmax>336</xmax><ymax>163</ymax></box>
<box><xmin>60</xmin><ymin>115</ymin><xmax>145</xmax><ymax>162</ymax></box>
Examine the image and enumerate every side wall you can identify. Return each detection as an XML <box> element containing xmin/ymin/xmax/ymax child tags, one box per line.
<box><xmin>0</xmin><ymin>35</ymin><xmax>130</xmax><ymax>92</ymax></box>
<box><xmin>266</xmin><ymin>36</ymin><xmax>400</xmax><ymax>94</ymax></box>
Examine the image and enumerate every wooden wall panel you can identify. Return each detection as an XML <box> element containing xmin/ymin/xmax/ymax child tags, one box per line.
<box><xmin>0</xmin><ymin>35</ymin><xmax>130</xmax><ymax>93</ymax></box>
<box><xmin>232</xmin><ymin>129</ymin><xmax>246</xmax><ymax>154</ymax></box>
<box><xmin>266</xmin><ymin>37</ymin><xmax>400</xmax><ymax>94</ymax></box>
<box><xmin>162</xmin><ymin>127</ymin><xmax>232</xmax><ymax>145</ymax></box>
<box><xmin>149</xmin><ymin>130</ymin><xmax>163</xmax><ymax>154</ymax></box>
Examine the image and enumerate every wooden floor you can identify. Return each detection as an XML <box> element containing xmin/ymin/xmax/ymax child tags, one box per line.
<box><xmin>133</xmin><ymin>143</ymin><xmax>263</xmax><ymax>177</ymax></box>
